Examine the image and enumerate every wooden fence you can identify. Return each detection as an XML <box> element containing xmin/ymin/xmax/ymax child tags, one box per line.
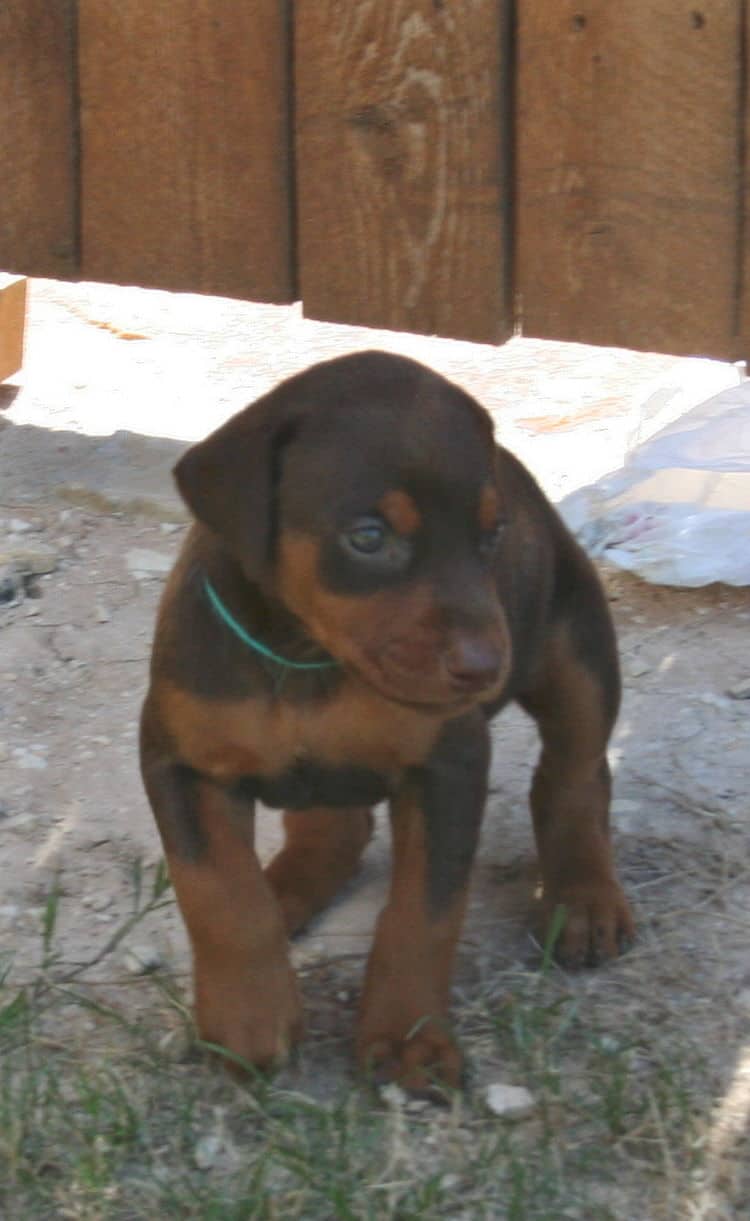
<box><xmin>1</xmin><ymin>1</ymin><xmax>746</xmax><ymax>358</ymax></box>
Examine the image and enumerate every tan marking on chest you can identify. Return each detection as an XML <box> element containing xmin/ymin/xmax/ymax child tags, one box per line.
<box><xmin>157</xmin><ymin>678</ymin><xmax>443</xmax><ymax>783</ymax></box>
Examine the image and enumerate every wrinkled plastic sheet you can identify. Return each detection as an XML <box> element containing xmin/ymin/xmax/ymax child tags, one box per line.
<box><xmin>559</xmin><ymin>382</ymin><xmax>750</xmax><ymax>587</ymax></box>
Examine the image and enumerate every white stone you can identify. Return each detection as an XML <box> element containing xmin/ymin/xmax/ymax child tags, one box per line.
<box><xmin>379</xmin><ymin>1083</ymin><xmax>408</xmax><ymax>1108</ymax></box>
<box><xmin>624</xmin><ymin>656</ymin><xmax>652</xmax><ymax>679</ymax></box>
<box><xmin>126</xmin><ymin>548</ymin><xmax>173</xmax><ymax>579</ymax></box>
<box><xmin>122</xmin><ymin>943</ymin><xmax>163</xmax><ymax>975</ymax></box>
<box><xmin>0</xmin><ymin>543</ymin><xmax>57</xmax><ymax>574</ymax></box>
<box><xmin>12</xmin><ymin>748</ymin><xmax>47</xmax><ymax>770</ymax></box>
<box><xmin>88</xmin><ymin>893</ymin><xmax>113</xmax><ymax>912</ymax></box>
<box><xmin>485</xmin><ymin>1083</ymin><xmax>536</xmax><ymax>1120</ymax></box>
<box><xmin>193</xmin><ymin>1133</ymin><xmax>222</xmax><ymax>1170</ymax></box>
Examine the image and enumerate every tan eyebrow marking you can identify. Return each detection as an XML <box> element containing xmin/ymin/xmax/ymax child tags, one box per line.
<box><xmin>378</xmin><ymin>490</ymin><xmax>422</xmax><ymax>536</ymax></box>
<box><xmin>478</xmin><ymin>484</ymin><xmax>500</xmax><ymax>530</ymax></box>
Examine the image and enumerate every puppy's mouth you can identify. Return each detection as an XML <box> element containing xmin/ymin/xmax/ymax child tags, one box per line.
<box><xmin>350</xmin><ymin>637</ymin><xmax>509</xmax><ymax>711</ymax></box>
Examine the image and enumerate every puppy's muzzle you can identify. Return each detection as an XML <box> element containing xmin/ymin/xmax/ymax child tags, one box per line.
<box><xmin>444</xmin><ymin>637</ymin><xmax>504</xmax><ymax>693</ymax></box>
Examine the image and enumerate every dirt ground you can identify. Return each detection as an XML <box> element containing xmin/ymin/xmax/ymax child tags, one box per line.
<box><xmin>1</xmin><ymin>279</ymin><xmax>749</xmax><ymax>1217</ymax></box>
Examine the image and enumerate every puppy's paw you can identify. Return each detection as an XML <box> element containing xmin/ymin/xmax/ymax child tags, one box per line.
<box><xmin>357</xmin><ymin>1013</ymin><xmax>463</xmax><ymax>1098</ymax></box>
<box><xmin>195</xmin><ymin>960</ymin><xmax>303</xmax><ymax>1074</ymax></box>
<box><xmin>541</xmin><ymin>878</ymin><xmax>635</xmax><ymax>968</ymax></box>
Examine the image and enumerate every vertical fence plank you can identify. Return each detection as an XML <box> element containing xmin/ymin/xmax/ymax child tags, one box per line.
<box><xmin>0</xmin><ymin>1</ymin><xmax>77</xmax><ymax>279</ymax></box>
<box><xmin>517</xmin><ymin>1</ymin><xmax>740</xmax><ymax>358</ymax></box>
<box><xmin>78</xmin><ymin>1</ymin><xmax>293</xmax><ymax>301</ymax></box>
<box><xmin>295</xmin><ymin>0</ymin><xmax>511</xmax><ymax>344</ymax></box>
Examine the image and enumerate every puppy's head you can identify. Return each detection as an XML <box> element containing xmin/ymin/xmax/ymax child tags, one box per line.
<box><xmin>175</xmin><ymin>351</ymin><xmax>511</xmax><ymax>709</ymax></box>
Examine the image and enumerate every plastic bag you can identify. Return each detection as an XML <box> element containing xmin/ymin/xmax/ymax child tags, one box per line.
<box><xmin>559</xmin><ymin>382</ymin><xmax>750</xmax><ymax>587</ymax></box>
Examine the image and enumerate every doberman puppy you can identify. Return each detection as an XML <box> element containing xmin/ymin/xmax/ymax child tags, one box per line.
<box><xmin>140</xmin><ymin>350</ymin><xmax>634</xmax><ymax>1091</ymax></box>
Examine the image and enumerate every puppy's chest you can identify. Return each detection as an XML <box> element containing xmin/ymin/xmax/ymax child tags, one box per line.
<box><xmin>162</xmin><ymin>680</ymin><xmax>440</xmax><ymax>806</ymax></box>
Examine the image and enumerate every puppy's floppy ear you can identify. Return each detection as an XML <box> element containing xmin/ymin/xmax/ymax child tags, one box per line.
<box><xmin>173</xmin><ymin>382</ymin><xmax>300</xmax><ymax>577</ymax></box>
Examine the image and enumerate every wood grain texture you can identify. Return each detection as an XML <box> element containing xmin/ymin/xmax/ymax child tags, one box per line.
<box><xmin>78</xmin><ymin>1</ymin><xmax>293</xmax><ymax>301</ymax></box>
<box><xmin>517</xmin><ymin>2</ymin><xmax>741</xmax><ymax>358</ymax></box>
<box><xmin>0</xmin><ymin>1</ymin><xmax>77</xmax><ymax>279</ymax></box>
<box><xmin>295</xmin><ymin>0</ymin><xmax>511</xmax><ymax>344</ymax></box>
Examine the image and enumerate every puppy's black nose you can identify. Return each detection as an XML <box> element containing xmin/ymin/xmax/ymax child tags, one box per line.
<box><xmin>445</xmin><ymin>639</ymin><xmax>502</xmax><ymax>690</ymax></box>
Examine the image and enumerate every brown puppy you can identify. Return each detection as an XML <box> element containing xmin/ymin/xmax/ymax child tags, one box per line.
<box><xmin>140</xmin><ymin>351</ymin><xmax>634</xmax><ymax>1091</ymax></box>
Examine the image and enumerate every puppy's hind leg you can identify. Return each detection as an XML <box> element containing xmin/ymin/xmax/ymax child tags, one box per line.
<box><xmin>265</xmin><ymin>807</ymin><xmax>374</xmax><ymax>935</ymax></box>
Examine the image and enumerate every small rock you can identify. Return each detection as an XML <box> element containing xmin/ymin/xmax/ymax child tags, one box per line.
<box><xmin>598</xmin><ymin>1035</ymin><xmax>621</xmax><ymax>1053</ymax></box>
<box><xmin>160</xmin><ymin>522</ymin><xmax>183</xmax><ymax>534</ymax></box>
<box><xmin>12</xmin><ymin>748</ymin><xmax>48</xmax><ymax>771</ymax></box>
<box><xmin>0</xmin><ymin>544</ymin><xmax>57</xmax><ymax>575</ymax></box>
<box><xmin>623</xmin><ymin>656</ymin><xmax>652</xmax><ymax>680</ymax></box>
<box><xmin>9</xmin><ymin>518</ymin><xmax>35</xmax><ymax>534</ymax></box>
<box><xmin>94</xmin><ymin>605</ymin><xmax>110</xmax><ymax>624</ymax></box>
<box><xmin>126</xmin><ymin>548</ymin><xmax>173</xmax><ymax>580</ymax></box>
<box><xmin>380</xmin><ymin>1083</ymin><xmax>407</xmax><ymax>1108</ymax></box>
<box><xmin>122</xmin><ymin>943</ymin><xmax>163</xmax><ymax>975</ymax></box>
<box><xmin>88</xmin><ymin>893</ymin><xmax>113</xmax><ymax>912</ymax></box>
<box><xmin>727</xmin><ymin>679</ymin><xmax>750</xmax><ymax>701</ymax></box>
<box><xmin>193</xmin><ymin>1133</ymin><xmax>223</xmax><ymax>1171</ymax></box>
<box><xmin>405</xmin><ymin>1098</ymin><xmax>431</xmax><ymax>1114</ymax></box>
<box><xmin>485</xmin><ymin>1083</ymin><xmax>536</xmax><ymax>1120</ymax></box>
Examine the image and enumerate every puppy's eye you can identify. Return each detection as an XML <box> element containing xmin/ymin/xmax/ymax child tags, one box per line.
<box><xmin>340</xmin><ymin>516</ymin><xmax>412</xmax><ymax>573</ymax></box>
<box><xmin>345</xmin><ymin>517</ymin><xmax>387</xmax><ymax>555</ymax></box>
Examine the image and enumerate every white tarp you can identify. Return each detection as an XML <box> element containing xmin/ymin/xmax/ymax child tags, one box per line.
<box><xmin>559</xmin><ymin>382</ymin><xmax>750</xmax><ymax>587</ymax></box>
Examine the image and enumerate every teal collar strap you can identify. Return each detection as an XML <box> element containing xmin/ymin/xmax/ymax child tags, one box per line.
<box><xmin>203</xmin><ymin>577</ymin><xmax>338</xmax><ymax>672</ymax></box>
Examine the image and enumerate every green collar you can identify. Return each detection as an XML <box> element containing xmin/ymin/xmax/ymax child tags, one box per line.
<box><xmin>203</xmin><ymin>577</ymin><xmax>338</xmax><ymax>672</ymax></box>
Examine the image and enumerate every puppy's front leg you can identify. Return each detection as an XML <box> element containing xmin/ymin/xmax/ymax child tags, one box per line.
<box><xmin>520</xmin><ymin>611</ymin><xmax>635</xmax><ymax>967</ymax></box>
<box><xmin>140</xmin><ymin>725</ymin><xmax>302</xmax><ymax>1071</ymax></box>
<box><xmin>356</xmin><ymin>713</ymin><xmax>489</xmax><ymax>1093</ymax></box>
